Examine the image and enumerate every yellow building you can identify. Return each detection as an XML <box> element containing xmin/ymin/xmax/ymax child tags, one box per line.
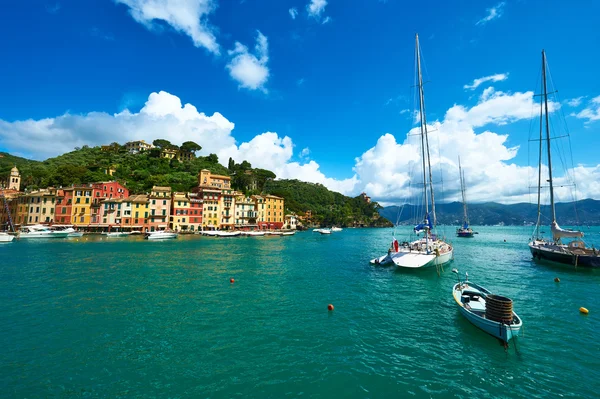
<box><xmin>160</xmin><ymin>148</ymin><xmax>195</xmax><ymax>162</ymax></box>
<box><xmin>23</xmin><ymin>189</ymin><xmax>56</xmax><ymax>224</ymax></box>
<box><xmin>264</xmin><ymin>194</ymin><xmax>285</xmax><ymax>228</ymax></box>
<box><xmin>72</xmin><ymin>186</ymin><xmax>93</xmax><ymax>226</ymax></box>
<box><xmin>234</xmin><ymin>193</ymin><xmax>258</xmax><ymax>228</ymax></box>
<box><xmin>198</xmin><ymin>169</ymin><xmax>231</xmax><ymax>189</ymax></box>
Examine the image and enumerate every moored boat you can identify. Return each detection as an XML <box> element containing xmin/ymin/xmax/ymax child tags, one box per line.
<box><xmin>528</xmin><ymin>50</ymin><xmax>600</xmax><ymax>268</ymax></box>
<box><xmin>370</xmin><ymin>34</ymin><xmax>453</xmax><ymax>270</ymax></box>
<box><xmin>241</xmin><ymin>231</ymin><xmax>266</xmax><ymax>237</ymax></box>
<box><xmin>145</xmin><ymin>230</ymin><xmax>178</xmax><ymax>240</ymax></box>
<box><xmin>105</xmin><ymin>232</ymin><xmax>130</xmax><ymax>238</ymax></box>
<box><xmin>0</xmin><ymin>232</ymin><xmax>15</xmax><ymax>242</ymax></box>
<box><xmin>282</xmin><ymin>231</ymin><xmax>296</xmax><ymax>236</ymax></box>
<box><xmin>331</xmin><ymin>227</ymin><xmax>343</xmax><ymax>232</ymax></box>
<box><xmin>19</xmin><ymin>224</ymin><xmax>69</xmax><ymax>239</ymax></box>
<box><xmin>319</xmin><ymin>229</ymin><xmax>331</xmax><ymax>235</ymax></box>
<box><xmin>456</xmin><ymin>157</ymin><xmax>476</xmax><ymax>238</ymax></box>
<box><xmin>451</xmin><ymin>269</ymin><xmax>522</xmax><ymax>343</ymax></box>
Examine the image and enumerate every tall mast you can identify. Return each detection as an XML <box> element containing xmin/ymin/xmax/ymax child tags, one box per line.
<box><xmin>415</xmin><ymin>34</ymin><xmax>436</xmax><ymax>231</ymax></box>
<box><xmin>416</xmin><ymin>34</ymin><xmax>429</xmax><ymax>221</ymax></box>
<box><xmin>542</xmin><ymin>50</ymin><xmax>556</xmax><ymax>223</ymax></box>
<box><xmin>459</xmin><ymin>157</ymin><xmax>468</xmax><ymax>225</ymax></box>
<box><xmin>535</xmin><ymin>65</ymin><xmax>544</xmax><ymax>239</ymax></box>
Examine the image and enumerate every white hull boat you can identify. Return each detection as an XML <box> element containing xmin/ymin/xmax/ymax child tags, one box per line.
<box><xmin>68</xmin><ymin>232</ymin><xmax>84</xmax><ymax>237</ymax></box>
<box><xmin>19</xmin><ymin>225</ymin><xmax>69</xmax><ymax>239</ymax></box>
<box><xmin>145</xmin><ymin>231</ymin><xmax>178</xmax><ymax>240</ymax></box>
<box><xmin>202</xmin><ymin>230</ymin><xmax>220</xmax><ymax>237</ymax></box>
<box><xmin>370</xmin><ymin>35</ymin><xmax>453</xmax><ymax>271</ymax></box>
<box><xmin>266</xmin><ymin>231</ymin><xmax>283</xmax><ymax>236</ymax></box>
<box><xmin>242</xmin><ymin>231</ymin><xmax>266</xmax><ymax>237</ymax></box>
<box><xmin>105</xmin><ymin>232</ymin><xmax>130</xmax><ymax>238</ymax></box>
<box><xmin>0</xmin><ymin>232</ymin><xmax>15</xmax><ymax>242</ymax></box>
<box><xmin>370</xmin><ymin>238</ymin><xmax>453</xmax><ymax>268</ymax></box>
<box><xmin>282</xmin><ymin>231</ymin><xmax>296</xmax><ymax>236</ymax></box>
<box><xmin>331</xmin><ymin>227</ymin><xmax>343</xmax><ymax>232</ymax></box>
<box><xmin>451</xmin><ymin>269</ymin><xmax>522</xmax><ymax>343</ymax></box>
<box><xmin>216</xmin><ymin>231</ymin><xmax>241</xmax><ymax>237</ymax></box>
<box><xmin>319</xmin><ymin>229</ymin><xmax>331</xmax><ymax>235</ymax></box>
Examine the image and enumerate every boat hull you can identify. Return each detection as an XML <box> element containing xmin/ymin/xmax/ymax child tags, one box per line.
<box><xmin>371</xmin><ymin>244</ymin><xmax>453</xmax><ymax>269</ymax></box>
<box><xmin>0</xmin><ymin>233</ymin><xmax>15</xmax><ymax>242</ymax></box>
<box><xmin>453</xmin><ymin>282</ymin><xmax>521</xmax><ymax>343</ymax></box>
<box><xmin>529</xmin><ymin>242</ymin><xmax>600</xmax><ymax>268</ymax></box>
<box><xmin>19</xmin><ymin>232</ymin><xmax>69</xmax><ymax>239</ymax></box>
<box><xmin>456</xmin><ymin>231</ymin><xmax>474</xmax><ymax>238</ymax></box>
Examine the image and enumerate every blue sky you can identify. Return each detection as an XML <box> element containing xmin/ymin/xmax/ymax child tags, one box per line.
<box><xmin>1</xmin><ymin>0</ymin><xmax>599</xmax><ymax>204</ymax></box>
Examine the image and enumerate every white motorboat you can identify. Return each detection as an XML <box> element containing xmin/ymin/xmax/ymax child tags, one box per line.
<box><xmin>0</xmin><ymin>232</ymin><xmax>15</xmax><ymax>242</ymax></box>
<box><xmin>145</xmin><ymin>230</ymin><xmax>178</xmax><ymax>240</ymax></box>
<box><xmin>105</xmin><ymin>232</ymin><xmax>130</xmax><ymax>238</ymax></box>
<box><xmin>216</xmin><ymin>231</ymin><xmax>241</xmax><ymax>237</ymax></box>
<box><xmin>451</xmin><ymin>269</ymin><xmax>522</xmax><ymax>343</ymax></box>
<box><xmin>266</xmin><ymin>231</ymin><xmax>283</xmax><ymax>236</ymax></box>
<box><xmin>282</xmin><ymin>231</ymin><xmax>296</xmax><ymax>236</ymax></box>
<box><xmin>313</xmin><ymin>228</ymin><xmax>323</xmax><ymax>233</ymax></box>
<box><xmin>241</xmin><ymin>231</ymin><xmax>266</xmax><ymax>237</ymax></box>
<box><xmin>19</xmin><ymin>224</ymin><xmax>69</xmax><ymax>239</ymax></box>
<box><xmin>202</xmin><ymin>230</ymin><xmax>220</xmax><ymax>237</ymax></box>
<box><xmin>319</xmin><ymin>229</ymin><xmax>331</xmax><ymax>235</ymax></box>
<box><xmin>53</xmin><ymin>226</ymin><xmax>84</xmax><ymax>237</ymax></box>
<box><xmin>370</xmin><ymin>34</ymin><xmax>453</xmax><ymax>270</ymax></box>
<box><xmin>331</xmin><ymin>227</ymin><xmax>343</xmax><ymax>232</ymax></box>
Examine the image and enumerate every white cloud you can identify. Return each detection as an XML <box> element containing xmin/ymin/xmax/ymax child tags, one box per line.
<box><xmin>307</xmin><ymin>0</ymin><xmax>327</xmax><ymax>19</ymax></box>
<box><xmin>476</xmin><ymin>1</ymin><xmax>506</xmax><ymax>26</ymax></box>
<box><xmin>289</xmin><ymin>7</ymin><xmax>298</xmax><ymax>19</ymax></box>
<box><xmin>464</xmin><ymin>73</ymin><xmax>509</xmax><ymax>90</ymax></box>
<box><xmin>571</xmin><ymin>95</ymin><xmax>600</xmax><ymax>123</ymax></box>
<box><xmin>115</xmin><ymin>0</ymin><xmax>220</xmax><ymax>54</ymax></box>
<box><xmin>322</xmin><ymin>16</ymin><xmax>331</xmax><ymax>24</ymax></box>
<box><xmin>566</xmin><ymin>96</ymin><xmax>584</xmax><ymax>107</ymax></box>
<box><xmin>2</xmin><ymin>89</ymin><xmax>597</xmax><ymax>205</ymax></box>
<box><xmin>226</xmin><ymin>31</ymin><xmax>270</xmax><ymax>92</ymax></box>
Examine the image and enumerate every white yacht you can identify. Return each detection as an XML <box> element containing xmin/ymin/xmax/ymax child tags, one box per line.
<box><xmin>145</xmin><ymin>230</ymin><xmax>178</xmax><ymax>240</ymax></box>
<box><xmin>19</xmin><ymin>225</ymin><xmax>69</xmax><ymax>239</ymax></box>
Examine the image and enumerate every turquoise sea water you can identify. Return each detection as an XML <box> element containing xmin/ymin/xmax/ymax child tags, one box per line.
<box><xmin>1</xmin><ymin>227</ymin><xmax>599</xmax><ymax>398</ymax></box>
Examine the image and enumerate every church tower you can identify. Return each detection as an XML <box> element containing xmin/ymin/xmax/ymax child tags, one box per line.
<box><xmin>8</xmin><ymin>166</ymin><xmax>21</xmax><ymax>191</ymax></box>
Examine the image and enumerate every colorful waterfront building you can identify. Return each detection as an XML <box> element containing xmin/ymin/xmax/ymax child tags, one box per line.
<box><xmin>71</xmin><ymin>185</ymin><xmax>93</xmax><ymax>227</ymax></box>
<box><xmin>55</xmin><ymin>188</ymin><xmax>74</xmax><ymax>224</ymax></box>
<box><xmin>124</xmin><ymin>194</ymin><xmax>149</xmax><ymax>231</ymax></box>
<box><xmin>188</xmin><ymin>192</ymin><xmax>203</xmax><ymax>230</ymax></box>
<box><xmin>23</xmin><ymin>188</ymin><xmax>56</xmax><ymax>224</ymax></box>
<box><xmin>91</xmin><ymin>181</ymin><xmax>129</xmax><ymax>224</ymax></box>
<box><xmin>284</xmin><ymin>214</ymin><xmax>298</xmax><ymax>230</ymax></box>
<box><xmin>252</xmin><ymin>194</ymin><xmax>285</xmax><ymax>229</ymax></box>
<box><xmin>220</xmin><ymin>189</ymin><xmax>236</xmax><ymax>230</ymax></box>
<box><xmin>148</xmin><ymin>187</ymin><xmax>171</xmax><ymax>231</ymax></box>
<box><xmin>234</xmin><ymin>194</ymin><xmax>258</xmax><ymax>229</ymax></box>
<box><xmin>195</xmin><ymin>170</ymin><xmax>231</xmax><ymax>230</ymax></box>
<box><xmin>251</xmin><ymin>195</ymin><xmax>266</xmax><ymax>228</ymax></box>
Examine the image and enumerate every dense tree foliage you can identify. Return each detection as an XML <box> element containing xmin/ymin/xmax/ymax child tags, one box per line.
<box><xmin>0</xmin><ymin>147</ymin><xmax>228</xmax><ymax>194</ymax></box>
<box><xmin>263</xmin><ymin>179</ymin><xmax>391</xmax><ymax>227</ymax></box>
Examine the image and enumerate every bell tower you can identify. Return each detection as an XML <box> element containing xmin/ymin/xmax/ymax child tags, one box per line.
<box><xmin>8</xmin><ymin>166</ymin><xmax>20</xmax><ymax>191</ymax></box>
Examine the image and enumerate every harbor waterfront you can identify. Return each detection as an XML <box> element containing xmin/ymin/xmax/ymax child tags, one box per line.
<box><xmin>2</xmin><ymin>226</ymin><xmax>599</xmax><ymax>397</ymax></box>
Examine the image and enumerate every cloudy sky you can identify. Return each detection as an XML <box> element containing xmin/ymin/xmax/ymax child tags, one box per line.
<box><xmin>1</xmin><ymin>0</ymin><xmax>599</xmax><ymax>205</ymax></box>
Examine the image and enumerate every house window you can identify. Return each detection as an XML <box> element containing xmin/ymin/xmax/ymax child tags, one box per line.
<box><xmin>85</xmin><ymin>198</ymin><xmax>90</xmax><ymax>204</ymax></box>
<box><xmin>80</xmin><ymin>216</ymin><xmax>84</xmax><ymax>222</ymax></box>
<box><xmin>163</xmin><ymin>200</ymin><xmax>167</xmax><ymax>205</ymax></box>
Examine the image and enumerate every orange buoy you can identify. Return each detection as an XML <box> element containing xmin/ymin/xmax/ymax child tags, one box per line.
<box><xmin>328</xmin><ymin>304</ymin><xmax>334</xmax><ymax>311</ymax></box>
<box><xmin>580</xmin><ymin>307</ymin><xmax>589</xmax><ymax>315</ymax></box>
<box><xmin>230</xmin><ymin>278</ymin><xmax>235</xmax><ymax>284</ymax></box>
<box><xmin>554</xmin><ymin>277</ymin><xmax>560</xmax><ymax>283</ymax></box>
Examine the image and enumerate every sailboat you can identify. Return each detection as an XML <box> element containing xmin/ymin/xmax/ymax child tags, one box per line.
<box><xmin>529</xmin><ymin>50</ymin><xmax>600</xmax><ymax>268</ymax></box>
<box><xmin>370</xmin><ymin>34</ymin><xmax>454</xmax><ymax>269</ymax></box>
<box><xmin>456</xmin><ymin>157</ymin><xmax>475</xmax><ymax>237</ymax></box>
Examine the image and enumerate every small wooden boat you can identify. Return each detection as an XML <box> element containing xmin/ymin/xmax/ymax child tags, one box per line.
<box><xmin>451</xmin><ymin>269</ymin><xmax>522</xmax><ymax>343</ymax></box>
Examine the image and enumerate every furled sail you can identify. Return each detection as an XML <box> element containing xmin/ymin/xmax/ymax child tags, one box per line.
<box><xmin>414</xmin><ymin>213</ymin><xmax>433</xmax><ymax>234</ymax></box>
<box><xmin>551</xmin><ymin>221</ymin><xmax>584</xmax><ymax>241</ymax></box>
